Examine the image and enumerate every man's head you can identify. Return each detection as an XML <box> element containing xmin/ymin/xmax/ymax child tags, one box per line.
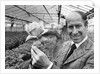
<box><xmin>66</xmin><ymin>11</ymin><xmax>88</xmax><ymax>43</ymax></box>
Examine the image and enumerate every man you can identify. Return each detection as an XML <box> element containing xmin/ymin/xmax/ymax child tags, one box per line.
<box><xmin>31</xmin><ymin>11</ymin><xmax>94</xmax><ymax>69</ymax></box>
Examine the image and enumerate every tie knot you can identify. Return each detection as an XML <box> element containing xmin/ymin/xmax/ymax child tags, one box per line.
<box><xmin>71</xmin><ymin>44</ymin><xmax>76</xmax><ymax>50</ymax></box>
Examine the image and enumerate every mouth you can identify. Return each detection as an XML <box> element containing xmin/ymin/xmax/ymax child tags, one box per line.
<box><xmin>71</xmin><ymin>34</ymin><xmax>81</xmax><ymax>40</ymax></box>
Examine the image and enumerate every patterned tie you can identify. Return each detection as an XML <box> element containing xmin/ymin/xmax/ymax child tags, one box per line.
<box><xmin>63</xmin><ymin>44</ymin><xmax>76</xmax><ymax>63</ymax></box>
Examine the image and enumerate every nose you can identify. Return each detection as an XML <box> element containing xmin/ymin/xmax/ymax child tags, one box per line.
<box><xmin>72</xmin><ymin>26</ymin><xmax>78</xmax><ymax>34</ymax></box>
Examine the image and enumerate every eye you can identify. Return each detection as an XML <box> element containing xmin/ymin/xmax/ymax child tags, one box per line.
<box><xmin>75</xmin><ymin>24</ymin><xmax>82</xmax><ymax>28</ymax></box>
<box><xmin>68</xmin><ymin>25</ymin><xmax>73</xmax><ymax>29</ymax></box>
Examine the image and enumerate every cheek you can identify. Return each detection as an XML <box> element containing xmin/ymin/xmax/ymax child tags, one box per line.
<box><xmin>79</xmin><ymin>28</ymin><xmax>86</xmax><ymax>34</ymax></box>
<box><xmin>67</xmin><ymin>29</ymin><xmax>72</xmax><ymax>34</ymax></box>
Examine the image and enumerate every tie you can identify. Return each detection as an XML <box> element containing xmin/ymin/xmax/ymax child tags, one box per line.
<box><xmin>63</xmin><ymin>44</ymin><xmax>76</xmax><ymax>63</ymax></box>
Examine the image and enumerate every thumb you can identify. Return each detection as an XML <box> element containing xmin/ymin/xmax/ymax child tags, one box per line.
<box><xmin>32</xmin><ymin>45</ymin><xmax>42</xmax><ymax>55</ymax></box>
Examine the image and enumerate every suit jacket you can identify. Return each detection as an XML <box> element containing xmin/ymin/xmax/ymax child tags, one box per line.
<box><xmin>52</xmin><ymin>38</ymin><xmax>94</xmax><ymax>69</ymax></box>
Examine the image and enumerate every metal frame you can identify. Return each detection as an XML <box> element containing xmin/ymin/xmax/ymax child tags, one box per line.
<box><xmin>5</xmin><ymin>5</ymin><xmax>94</xmax><ymax>25</ymax></box>
<box><xmin>13</xmin><ymin>5</ymin><xmax>49</xmax><ymax>24</ymax></box>
<box><xmin>43</xmin><ymin>5</ymin><xmax>53</xmax><ymax>22</ymax></box>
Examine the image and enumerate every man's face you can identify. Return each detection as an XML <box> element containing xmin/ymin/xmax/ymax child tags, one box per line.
<box><xmin>67</xmin><ymin>12</ymin><xmax>87</xmax><ymax>43</ymax></box>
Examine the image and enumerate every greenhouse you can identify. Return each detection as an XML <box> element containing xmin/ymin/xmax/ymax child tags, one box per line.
<box><xmin>5</xmin><ymin>5</ymin><xmax>94</xmax><ymax>69</ymax></box>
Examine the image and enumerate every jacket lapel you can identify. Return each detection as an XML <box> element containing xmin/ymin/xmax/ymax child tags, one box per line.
<box><xmin>55</xmin><ymin>41</ymin><xmax>72</xmax><ymax>66</ymax></box>
<box><xmin>63</xmin><ymin>38</ymin><xmax>93</xmax><ymax>65</ymax></box>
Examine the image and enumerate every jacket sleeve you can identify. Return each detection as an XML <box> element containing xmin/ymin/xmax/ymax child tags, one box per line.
<box><xmin>83</xmin><ymin>50</ymin><xmax>94</xmax><ymax>69</ymax></box>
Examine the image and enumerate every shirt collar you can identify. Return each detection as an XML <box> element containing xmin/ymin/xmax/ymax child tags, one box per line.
<box><xmin>71</xmin><ymin>36</ymin><xmax>88</xmax><ymax>48</ymax></box>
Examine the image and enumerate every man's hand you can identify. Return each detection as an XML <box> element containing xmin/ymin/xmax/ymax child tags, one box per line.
<box><xmin>31</xmin><ymin>45</ymin><xmax>52</xmax><ymax>69</ymax></box>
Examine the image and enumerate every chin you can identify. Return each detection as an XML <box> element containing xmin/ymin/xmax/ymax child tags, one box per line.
<box><xmin>73</xmin><ymin>41</ymin><xmax>80</xmax><ymax>43</ymax></box>
<box><xmin>72</xmin><ymin>39</ymin><xmax>82</xmax><ymax>43</ymax></box>
<box><xmin>71</xmin><ymin>36</ymin><xmax>82</xmax><ymax>43</ymax></box>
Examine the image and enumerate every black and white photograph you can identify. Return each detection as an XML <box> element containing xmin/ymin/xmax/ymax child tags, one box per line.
<box><xmin>0</xmin><ymin>0</ymin><xmax>100</xmax><ymax>74</ymax></box>
<box><xmin>5</xmin><ymin>5</ymin><xmax>94</xmax><ymax>69</ymax></box>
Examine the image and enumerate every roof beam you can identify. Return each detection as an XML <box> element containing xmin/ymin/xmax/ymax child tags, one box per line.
<box><xmin>69</xmin><ymin>5</ymin><xmax>87</xmax><ymax>12</ymax></box>
<box><xmin>85</xmin><ymin>5</ymin><xmax>93</xmax><ymax>9</ymax></box>
<box><xmin>78</xmin><ymin>5</ymin><xmax>90</xmax><ymax>11</ymax></box>
<box><xmin>14</xmin><ymin>5</ymin><xmax>31</xmax><ymax>17</ymax></box>
<box><xmin>13</xmin><ymin>5</ymin><xmax>49</xmax><ymax>24</ymax></box>
<box><xmin>31</xmin><ymin>13</ymin><xmax>57</xmax><ymax>15</ymax></box>
<box><xmin>63</xmin><ymin>6</ymin><xmax>73</xmax><ymax>11</ymax></box>
<box><xmin>85</xmin><ymin>8</ymin><xmax>94</xmax><ymax>16</ymax></box>
<box><xmin>5</xmin><ymin>15</ymin><xmax>31</xmax><ymax>23</ymax></box>
<box><xmin>58</xmin><ymin>5</ymin><xmax>62</xmax><ymax>24</ymax></box>
<box><xmin>43</xmin><ymin>5</ymin><xmax>53</xmax><ymax>21</ymax></box>
<box><xmin>61</xmin><ymin>8</ymin><xmax>71</xmax><ymax>12</ymax></box>
<box><xmin>5</xmin><ymin>6</ymin><xmax>16</xmax><ymax>11</ymax></box>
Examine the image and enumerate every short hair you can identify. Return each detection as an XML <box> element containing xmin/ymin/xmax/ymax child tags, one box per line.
<box><xmin>65</xmin><ymin>11</ymin><xmax>88</xmax><ymax>27</ymax></box>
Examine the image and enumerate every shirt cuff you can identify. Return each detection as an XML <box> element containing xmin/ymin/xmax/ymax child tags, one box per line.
<box><xmin>47</xmin><ymin>62</ymin><xmax>53</xmax><ymax>69</ymax></box>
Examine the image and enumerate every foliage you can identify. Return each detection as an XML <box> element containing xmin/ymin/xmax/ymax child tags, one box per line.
<box><xmin>5</xmin><ymin>31</ymin><xmax>28</xmax><ymax>50</ymax></box>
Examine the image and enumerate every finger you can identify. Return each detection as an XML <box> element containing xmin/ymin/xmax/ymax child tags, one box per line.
<box><xmin>32</xmin><ymin>45</ymin><xmax>43</xmax><ymax>55</ymax></box>
<box><xmin>31</xmin><ymin>57</ymin><xmax>36</xmax><ymax>65</ymax></box>
<box><xmin>31</xmin><ymin>51</ymin><xmax>36</xmax><ymax>65</ymax></box>
<box><xmin>31</xmin><ymin>46</ymin><xmax>37</xmax><ymax>54</ymax></box>
<box><xmin>31</xmin><ymin>49</ymin><xmax>35</xmax><ymax>59</ymax></box>
<box><xmin>31</xmin><ymin>48</ymin><xmax>38</xmax><ymax>60</ymax></box>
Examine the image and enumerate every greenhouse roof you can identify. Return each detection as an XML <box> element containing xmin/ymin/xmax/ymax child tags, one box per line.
<box><xmin>5</xmin><ymin>5</ymin><xmax>94</xmax><ymax>25</ymax></box>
